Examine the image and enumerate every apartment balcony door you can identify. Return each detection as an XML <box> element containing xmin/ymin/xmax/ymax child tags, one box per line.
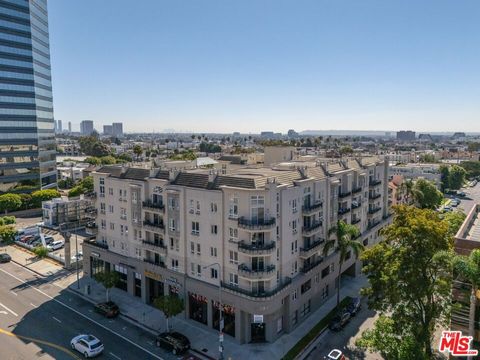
<box><xmin>252</xmin><ymin>280</ymin><xmax>265</xmax><ymax>295</ymax></box>
<box><xmin>251</xmin><ymin>257</ymin><xmax>264</xmax><ymax>271</ymax></box>
<box><xmin>251</xmin><ymin>232</ymin><xmax>265</xmax><ymax>247</ymax></box>
<box><xmin>251</xmin><ymin>207</ymin><xmax>265</xmax><ymax>224</ymax></box>
<box><xmin>303</xmin><ymin>194</ymin><xmax>311</xmax><ymax>208</ymax></box>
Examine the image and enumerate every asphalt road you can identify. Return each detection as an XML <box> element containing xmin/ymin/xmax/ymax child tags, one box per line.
<box><xmin>457</xmin><ymin>182</ymin><xmax>480</xmax><ymax>214</ymax></box>
<box><xmin>0</xmin><ymin>261</ymin><xmax>181</xmax><ymax>360</ymax></box>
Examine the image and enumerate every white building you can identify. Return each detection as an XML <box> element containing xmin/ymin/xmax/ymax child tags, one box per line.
<box><xmin>389</xmin><ymin>163</ymin><xmax>442</xmax><ymax>187</ymax></box>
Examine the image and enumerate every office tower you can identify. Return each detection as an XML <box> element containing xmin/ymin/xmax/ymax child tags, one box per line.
<box><xmin>68</xmin><ymin>121</ymin><xmax>72</xmax><ymax>133</ymax></box>
<box><xmin>112</xmin><ymin>122</ymin><xmax>123</xmax><ymax>137</ymax></box>
<box><xmin>0</xmin><ymin>0</ymin><xmax>57</xmax><ymax>192</ymax></box>
<box><xmin>80</xmin><ymin>120</ymin><xmax>94</xmax><ymax>135</ymax></box>
<box><xmin>396</xmin><ymin>130</ymin><xmax>416</xmax><ymax>141</ymax></box>
<box><xmin>57</xmin><ymin>119</ymin><xmax>62</xmax><ymax>133</ymax></box>
<box><xmin>103</xmin><ymin>125</ymin><xmax>113</xmax><ymax>136</ymax></box>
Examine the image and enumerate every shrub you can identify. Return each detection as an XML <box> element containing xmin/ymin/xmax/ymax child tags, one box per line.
<box><xmin>31</xmin><ymin>189</ymin><xmax>60</xmax><ymax>208</ymax></box>
<box><xmin>33</xmin><ymin>245</ymin><xmax>48</xmax><ymax>258</ymax></box>
<box><xmin>0</xmin><ymin>225</ymin><xmax>17</xmax><ymax>243</ymax></box>
<box><xmin>0</xmin><ymin>216</ymin><xmax>16</xmax><ymax>226</ymax></box>
<box><xmin>0</xmin><ymin>193</ymin><xmax>22</xmax><ymax>214</ymax></box>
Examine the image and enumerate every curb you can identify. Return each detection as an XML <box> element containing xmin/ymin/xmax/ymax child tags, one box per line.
<box><xmin>11</xmin><ymin>259</ymin><xmax>46</xmax><ymax>278</ymax></box>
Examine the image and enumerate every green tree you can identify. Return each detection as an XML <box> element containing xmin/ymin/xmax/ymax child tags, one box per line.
<box><xmin>152</xmin><ymin>295</ymin><xmax>185</xmax><ymax>331</ymax></box>
<box><xmin>323</xmin><ymin>220</ymin><xmax>362</xmax><ymax>307</ymax></box>
<box><xmin>0</xmin><ymin>225</ymin><xmax>17</xmax><ymax>243</ymax></box>
<box><xmin>85</xmin><ymin>156</ymin><xmax>101</xmax><ymax>165</ymax></box>
<box><xmin>58</xmin><ymin>178</ymin><xmax>75</xmax><ymax>189</ymax></box>
<box><xmin>418</xmin><ymin>153</ymin><xmax>437</xmax><ymax>163</ymax></box>
<box><xmin>339</xmin><ymin>145</ymin><xmax>354</xmax><ymax>156</ymax></box>
<box><xmin>448</xmin><ymin>165</ymin><xmax>466</xmax><ymax>190</ymax></box>
<box><xmin>399</xmin><ymin>179</ymin><xmax>418</xmax><ymax>205</ymax></box>
<box><xmin>442</xmin><ymin>210</ymin><xmax>466</xmax><ymax>237</ymax></box>
<box><xmin>33</xmin><ymin>245</ymin><xmax>48</xmax><ymax>258</ymax></box>
<box><xmin>460</xmin><ymin>160</ymin><xmax>480</xmax><ymax>179</ymax></box>
<box><xmin>0</xmin><ymin>193</ymin><xmax>22</xmax><ymax>214</ymax></box>
<box><xmin>0</xmin><ymin>216</ymin><xmax>16</xmax><ymax>225</ymax></box>
<box><xmin>413</xmin><ymin>178</ymin><xmax>443</xmax><ymax>209</ymax></box>
<box><xmin>18</xmin><ymin>193</ymin><xmax>32</xmax><ymax>210</ymax></box>
<box><xmin>361</xmin><ymin>206</ymin><xmax>453</xmax><ymax>358</ymax></box>
<box><xmin>439</xmin><ymin>165</ymin><xmax>450</xmax><ymax>192</ymax></box>
<box><xmin>68</xmin><ymin>176</ymin><xmax>94</xmax><ymax>198</ymax></box>
<box><xmin>94</xmin><ymin>271</ymin><xmax>120</xmax><ymax>302</ymax></box>
<box><xmin>31</xmin><ymin>189</ymin><xmax>60</xmax><ymax>208</ymax></box>
<box><xmin>100</xmin><ymin>155</ymin><xmax>117</xmax><ymax>165</ymax></box>
<box><xmin>133</xmin><ymin>145</ymin><xmax>143</xmax><ymax>160</ymax></box>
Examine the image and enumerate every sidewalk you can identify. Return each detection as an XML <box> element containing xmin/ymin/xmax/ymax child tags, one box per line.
<box><xmin>69</xmin><ymin>274</ymin><xmax>367</xmax><ymax>360</ymax></box>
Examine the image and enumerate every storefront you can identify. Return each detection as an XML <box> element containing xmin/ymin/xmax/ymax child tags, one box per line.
<box><xmin>134</xmin><ymin>272</ymin><xmax>142</xmax><ymax>298</ymax></box>
<box><xmin>251</xmin><ymin>315</ymin><xmax>266</xmax><ymax>343</ymax></box>
<box><xmin>90</xmin><ymin>256</ymin><xmax>108</xmax><ymax>277</ymax></box>
<box><xmin>114</xmin><ymin>264</ymin><xmax>128</xmax><ymax>291</ymax></box>
<box><xmin>166</xmin><ymin>277</ymin><xmax>182</xmax><ymax>298</ymax></box>
<box><xmin>189</xmin><ymin>292</ymin><xmax>208</xmax><ymax>325</ymax></box>
<box><xmin>212</xmin><ymin>301</ymin><xmax>235</xmax><ymax>337</ymax></box>
<box><xmin>146</xmin><ymin>272</ymin><xmax>164</xmax><ymax>304</ymax></box>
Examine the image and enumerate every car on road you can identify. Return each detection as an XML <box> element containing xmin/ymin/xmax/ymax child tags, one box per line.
<box><xmin>155</xmin><ymin>331</ymin><xmax>191</xmax><ymax>355</ymax></box>
<box><xmin>346</xmin><ymin>297</ymin><xmax>361</xmax><ymax>316</ymax></box>
<box><xmin>47</xmin><ymin>239</ymin><xmax>65</xmax><ymax>251</ymax></box>
<box><xmin>70</xmin><ymin>334</ymin><xmax>104</xmax><ymax>358</ymax></box>
<box><xmin>328</xmin><ymin>310</ymin><xmax>351</xmax><ymax>331</ymax></box>
<box><xmin>326</xmin><ymin>349</ymin><xmax>346</xmax><ymax>360</ymax></box>
<box><xmin>94</xmin><ymin>301</ymin><xmax>119</xmax><ymax>318</ymax></box>
<box><xmin>0</xmin><ymin>253</ymin><xmax>11</xmax><ymax>263</ymax></box>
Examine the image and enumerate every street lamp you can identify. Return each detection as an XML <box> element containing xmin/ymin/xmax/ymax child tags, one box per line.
<box><xmin>203</xmin><ymin>262</ymin><xmax>223</xmax><ymax>360</ymax></box>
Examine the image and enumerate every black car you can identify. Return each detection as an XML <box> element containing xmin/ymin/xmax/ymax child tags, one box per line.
<box><xmin>94</xmin><ymin>301</ymin><xmax>120</xmax><ymax>318</ymax></box>
<box><xmin>329</xmin><ymin>311</ymin><xmax>351</xmax><ymax>331</ymax></box>
<box><xmin>155</xmin><ymin>332</ymin><xmax>190</xmax><ymax>355</ymax></box>
<box><xmin>0</xmin><ymin>253</ymin><xmax>11</xmax><ymax>263</ymax></box>
<box><xmin>347</xmin><ymin>297</ymin><xmax>361</xmax><ymax>316</ymax></box>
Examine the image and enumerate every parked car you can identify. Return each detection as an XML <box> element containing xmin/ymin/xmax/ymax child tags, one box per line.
<box><xmin>451</xmin><ymin>201</ymin><xmax>459</xmax><ymax>207</ymax></box>
<box><xmin>94</xmin><ymin>301</ymin><xmax>119</xmax><ymax>318</ymax></box>
<box><xmin>326</xmin><ymin>349</ymin><xmax>346</xmax><ymax>360</ymax></box>
<box><xmin>44</xmin><ymin>236</ymin><xmax>54</xmax><ymax>245</ymax></box>
<box><xmin>347</xmin><ymin>297</ymin><xmax>361</xmax><ymax>316</ymax></box>
<box><xmin>155</xmin><ymin>332</ymin><xmax>191</xmax><ymax>355</ymax></box>
<box><xmin>458</xmin><ymin>191</ymin><xmax>466</xmax><ymax>197</ymax></box>
<box><xmin>328</xmin><ymin>311</ymin><xmax>351</xmax><ymax>331</ymax></box>
<box><xmin>47</xmin><ymin>240</ymin><xmax>65</xmax><ymax>251</ymax></box>
<box><xmin>20</xmin><ymin>235</ymin><xmax>34</xmax><ymax>243</ymax></box>
<box><xmin>443</xmin><ymin>206</ymin><xmax>452</xmax><ymax>212</ymax></box>
<box><xmin>0</xmin><ymin>253</ymin><xmax>11</xmax><ymax>263</ymax></box>
<box><xmin>70</xmin><ymin>334</ymin><xmax>104</xmax><ymax>358</ymax></box>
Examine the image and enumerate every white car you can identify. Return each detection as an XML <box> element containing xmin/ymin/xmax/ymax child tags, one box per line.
<box><xmin>70</xmin><ymin>334</ymin><xmax>104</xmax><ymax>358</ymax></box>
<box><xmin>47</xmin><ymin>240</ymin><xmax>65</xmax><ymax>251</ymax></box>
<box><xmin>327</xmin><ymin>349</ymin><xmax>346</xmax><ymax>360</ymax></box>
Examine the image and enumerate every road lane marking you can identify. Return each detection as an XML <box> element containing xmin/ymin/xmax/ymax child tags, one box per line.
<box><xmin>10</xmin><ymin>291</ymin><xmax>17</xmax><ymax>296</ymax></box>
<box><xmin>0</xmin><ymin>268</ymin><xmax>164</xmax><ymax>360</ymax></box>
<box><xmin>30</xmin><ymin>303</ymin><xmax>37</xmax><ymax>308</ymax></box>
<box><xmin>53</xmin><ymin>316</ymin><xmax>62</xmax><ymax>323</ymax></box>
<box><xmin>0</xmin><ymin>302</ymin><xmax>18</xmax><ymax>317</ymax></box>
<box><xmin>109</xmin><ymin>352</ymin><xmax>121</xmax><ymax>360</ymax></box>
<box><xmin>0</xmin><ymin>310</ymin><xmax>8</xmax><ymax>315</ymax></box>
<box><xmin>0</xmin><ymin>328</ymin><xmax>80</xmax><ymax>359</ymax></box>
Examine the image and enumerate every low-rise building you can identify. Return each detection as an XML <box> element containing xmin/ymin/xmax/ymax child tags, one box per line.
<box><xmin>42</xmin><ymin>196</ymin><xmax>95</xmax><ymax>228</ymax></box>
<box><xmin>389</xmin><ymin>163</ymin><xmax>442</xmax><ymax>187</ymax></box>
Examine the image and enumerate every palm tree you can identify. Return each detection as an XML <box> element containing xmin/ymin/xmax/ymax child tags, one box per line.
<box><xmin>452</xmin><ymin>249</ymin><xmax>480</xmax><ymax>341</ymax></box>
<box><xmin>399</xmin><ymin>179</ymin><xmax>418</xmax><ymax>205</ymax></box>
<box><xmin>323</xmin><ymin>220</ymin><xmax>363</xmax><ymax>307</ymax></box>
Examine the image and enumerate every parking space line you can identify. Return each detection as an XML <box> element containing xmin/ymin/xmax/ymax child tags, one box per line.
<box><xmin>30</xmin><ymin>303</ymin><xmax>37</xmax><ymax>308</ymax></box>
<box><xmin>0</xmin><ymin>302</ymin><xmax>18</xmax><ymax>317</ymax></box>
<box><xmin>10</xmin><ymin>291</ymin><xmax>17</xmax><ymax>296</ymax></box>
<box><xmin>53</xmin><ymin>316</ymin><xmax>62</xmax><ymax>323</ymax></box>
<box><xmin>109</xmin><ymin>352</ymin><xmax>121</xmax><ymax>360</ymax></box>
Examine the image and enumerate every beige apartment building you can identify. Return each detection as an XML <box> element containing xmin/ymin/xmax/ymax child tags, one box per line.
<box><xmin>82</xmin><ymin>157</ymin><xmax>390</xmax><ymax>344</ymax></box>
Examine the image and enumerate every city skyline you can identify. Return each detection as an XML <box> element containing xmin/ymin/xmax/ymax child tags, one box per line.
<box><xmin>48</xmin><ymin>0</ymin><xmax>480</xmax><ymax>133</ymax></box>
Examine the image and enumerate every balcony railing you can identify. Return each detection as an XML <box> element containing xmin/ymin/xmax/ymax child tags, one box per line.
<box><xmin>352</xmin><ymin>187</ymin><xmax>362</xmax><ymax>194</ymax></box>
<box><xmin>84</xmin><ymin>239</ymin><xmax>108</xmax><ymax>250</ymax></box>
<box><xmin>85</xmin><ymin>191</ymin><xmax>97</xmax><ymax>199</ymax></box>
<box><xmin>238</xmin><ymin>264</ymin><xmax>276</xmax><ymax>279</ymax></box>
<box><xmin>368</xmin><ymin>207</ymin><xmax>382</xmax><ymax>215</ymax></box>
<box><xmin>302</xmin><ymin>222</ymin><xmax>322</xmax><ymax>236</ymax></box>
<box><xmin>367</xmin><ymin>220</ymin><xmax>381</xmax><ymax>230</ymax></box>
<box><xmin>369</xmin><ymin>179</ymin><xmax>382</xmax><ymax>187</ymax></box>
<box><xmin>238</xmin><ymin>240</ymin><xmax>275</xmax><ymax>255</ymax></box>
<box><xmin>301</xmin><ymin>257</ymin><xmax>324</xmax><ymax>273</ymax></box>
<box><xmin>300</xmin><ymin>239</ymin><xmax>324</xmax><ymax>258</ymax></box>
<box><xmin>302</xmin><ymin>202</ymin><xmax>323</xmax><ymax>214</ymax></box>
<box><xmin>143</xmin><ymin>258</ymin><xmax>166</xmax><ymax>268</ymax></box>
<box><xmin>238</xmin><ymin>217</ymin><xmax>275</xmax><ymax>230</ymax></box>
<box><xmin>142</xmin><ymin>200</ymin><xmax>165</xmax><ymax>211</ymax></box>
<box><xmin>369</xmin><ymin>193</ymin><xmax>381</xmax><ymax>200</ymax></box>
<box><xmin>338</xmin><ymin>207</ymin><xmax>351</xmax><ymax>215</ymax></box>
<box><xmin>351</xmin><ymin>202</ymin><xmax>361</xmax><ymax>209</ymax></box>
<box><xmin>339</xmin><ymin>191</ymin><xmax>351</xmax><ymax>198</ymax></box>
<box><xmin>221</xmin><ymin>277</ymin><xmax>291</xmax><ymax>299</ymax></box>
<box><xmin>351</xmin><ymin>218</ymin><xmax>361</xmax><ymax>225</ymax></box>
<box><xmin>143</xmin><ymin>220</ymin><xmax>165</xmax><ymax>230</ymax></box>
<box><xmin>142</xmin><ymin>240</ymin><xmax>167</xmax><ymax>250</ymax></box>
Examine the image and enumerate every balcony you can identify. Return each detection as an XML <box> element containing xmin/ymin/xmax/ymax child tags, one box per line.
<box><xmin>300</xmin><ymin>239</ymin><xmax>325</xmax><ymax>258</ymax></box>
<box><xmin>352</xmin><ymin>187</ymin><xmax>362</xmax><ymax>194</ymax></box>
<box><xmin>302</xmin><ymin>222</ymin><xmax>322</xmax><ymax>236</ymax></box>
<box><xmin>142</xmin><ymin>240</ymin><xmax>167</xmax><ymax>254</ymax></box>
<box><xmin>142</xmin><ymin>200</ymin><xmax>165</xmax><ymax>212</ymax></box>
<box><xmin>351</xmin><ymin>202</ymin><xmax>361</xmax><ymax>210</ymax></box>
<box><xmin>238</xmin><ymin>264</ymin><xmax>276</xmax><ymax>279</ymax></box>
<box><xmin>237</xmin><ymin>240</ymin><xmax>275</xmax><ymax>255</ymax></box>
<box><xmin>143</xmin><ymin>258</ymin><xmax>166</xmax><ymax>269</ymax></box>
<box><xmin>84</xmin><ymin>239</ymin><xmax>108</xmax><ymax>250</ymax></box>
<box><xmin>338</xmin><ymin>207</ymin><xmax>351</xmax><ymax>216</ymax></box>
<box><xmin>369</xmin><ymin>179</ymin><xmax>382</xmax><ymax>187</ymax></box>
<box><xmin>302</xmin><ymin>202</ymin><xmax>323</xmax><ymax>215</ymax></box>
<box><xmin>301</xmin><ymin>257</ymin><xmax>324</xmax><ymax>273</ymax></box>
<box><xmin>368</xmin><ymin>207</ymin><xmax>382</xmax><ymax>215</ymax></box>
<box><xmin>368</xmin><ymin>220</ymin><xmax>381</xmax><ymax>230</ymax></box>
<box><xmin>339</xmin><ymin>191</ymin><xmax>351</xmax><ymax>198</ymax></box>
<box><xmin>221</xmin><ymin>277</ymin><xmax>291</xmax><ymax>299</ymax></box>
<box><xmin>238</xmin><ymin>217</ymin><xmax>275</xmax><ymax>231</ymax></box>
<box><xmin>143</xmin><ymin>220</ymin><xmax>165</xmax><ymax>232</ymax></box>
<box><xmin>85</xmin><ymin>191</ymin><xmax>97</xmax><ymax>199</ymax></box>
<box><xmin>351</xmin><ymin>218</ymin><xmax>361</xmax><ymax>225</ymax></box>
<box><xmin>369</xmin><ymin>193</ymin><xmax>381</xmax><ymax>200</ymax></box>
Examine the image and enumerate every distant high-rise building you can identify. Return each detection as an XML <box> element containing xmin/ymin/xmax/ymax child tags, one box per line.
<box><xmin>396</xmin><ymin>131</ymin><xmax>416</xmax><ymax>141</ymax></box>
<box><xmin>103</xmin><ymin>125</ymin><xmax>113</xmax><ymax>136</ymax></box>
<box><xmin>68</xmin><ymin>122</ymin><xmax>72</xmax><ymax>133</ymax></box>
<box><xmin>80</xmin><ymin>120</ymin><xmax>94</xmax><ymax>135</ymax></box>
<box><xmin>0</xmin><ymin>0</ymin><xmax>57</xmax><ymax>192</ymax></box>
<box><xmin>57</xmin><ymin>120</ymin><xmax>62</xmax><ymax>133</ymax></box>
<box><xmin>112</xmin><ymin>122</ymin><xmax>123</xmax><ymax>137</ymax></box>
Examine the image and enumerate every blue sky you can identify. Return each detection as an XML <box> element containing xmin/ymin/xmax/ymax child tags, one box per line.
<box><xmin>48</xmin><ymin>0</ymin><xmax>480</xmax><ymax>133</ymax></box>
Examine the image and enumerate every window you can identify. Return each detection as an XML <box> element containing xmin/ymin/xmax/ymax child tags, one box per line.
<box><xmin>210</xmin><ymin>247</ymin><xmax>217</xmax><ymax>257</ymax></box>
<box><xmin>190</xmin><ymin>262</ymin><xmax>195</xmax><ymax>275</ymax></box>
<box><xmin>229</xmin><ymin>227</ymin><xmax>238</xmax><ymax>242</ymax></box>
<box><xmin>99</xmin><ymin>178</ymin><xmax>105</xmax><ymax>197</ymax></box>
<box><xmin>169</xmin><ymin>197</ymin><xmax>176</xmax><ymax>210</ymax></box>
<box><xmin>189</xmin><ymin>199</ymin><xmax>194</xmax><ymax>214</ymax></box>
<box><xmin>211</xmin><ymin>225</ymin><xmax>218</xmax><ymax>234</ymax></box>
<box><xmin>169</xmin><ymin>219</ymin><xmax>176</xmax><ymax>231</ymax></box>
<box><xmin>100</xmin><ymin>203</ymin><xmax>105</xmax><ymax>214</ymax></box>
<box><xmin>322</xmin><ymin>265</ymin><xmax>330</xmax><ymax>278</ymax></box>
<box><xmin>109</xmin><ymin>223</ymin><xmax>115</xmax><ymax>231</ymax></box>
<box><xmin>211</xmin><ymin>202</ymin><xmax>217</xmax><ymax>212</ymax></box>
<box><xmin>277</xmin><ymin>317</ymin><xmax>283</xmax><ymax>334</ymax></box>
<box><xmin>292</xmin><ymin>220</ymin><xmax>297</xmax><ymax>234</ymax></box>
<box><xmin>292</xmin><ymin>199</ymin><xmax>297</xmax><ymax>213</ymax></box>
<box><xmin>229</xmin><ymin>251</ymin><xmax>238</xmax><ymax>264</ymax></box>
<box><xmin>190</xmin><ymin>242</ymin><xmax>195</xmax><ymax>254</ymax></box>
<box><xmin>196</xmin><ymin>243</ymin><xmax>201</xmax><ymax>255</ymax></box>
<box><xmin>108</xmin><ymin>187</ymin><xmax>113</xmax><ymax>196</ymax></box>
<box><xmin>229</xmin><ymin>273</ymin><xmax>238</xmax><ymax>286</ymax></box>
<box><xmin>101</xmin><ymin>219</ymin><xmax>106</xmax><ymax>230</ymax></box>
<box><xmin>196</xmin><ymin>201</ymin><xmax>200</xmax><ymax>214</ymax></box>
<box><xmin>211</xmin><ymin>268</ymin><xmax>218</xmax><ymax>279</ymax></box>
<box><xmin>197</xmin><ymin>264</ymin><xmax>202</xmax><ymax>277</ymax></box>
<box><xmin>120</xmin><ymin>208</ymin><xmax>127</xmax><ymax>220</ymax></box>
<box><xmin>191</xmin><ymin>221</ymin><xmax>200</xmax><ymax>236</ymax></box>
<box><xmin>292</xmin><ymin>289</ymin><xmax>297</xmax><ymax>301</ymax></box>
<box><xmin>229</xmin><ymin>196</ymin><xmax>238</xmax><ymax>218</ymax></box>
<box><xmin>120</xmin><ymin>225</ymin><xmax>124</xmax><ymax>236</ymax></box>
<box><xmin>301</xmin><ymin>300</ymin><xmax>311</xmax><ymax>317</ymax></box>
<box><xmin>108</xmin><ymin>205</ymin><xmax>114</xmax><ymax>213</ymax></box>
<box><xmin>322</xmin><ymin>285</ymin><xmax>329</xmax><ymax>299</ymax></box>
<box><xmin>292</xmin><ymin>310</ymin><xmax>298</xmax><ymax>326</ymax></box>
<box><xmin>315</xmin><ymin>273</ymin><xmax>320</xmax><ymax>283</ymax></box>
<box><xmin>171</xmin><ymin>259</ymin><xmax>179</xmax><ymax>271</ymax></box>
<box><xmin>301</xmin><ymin>279</ymin><xmax>311</xmax><ymax>294</ymax></box>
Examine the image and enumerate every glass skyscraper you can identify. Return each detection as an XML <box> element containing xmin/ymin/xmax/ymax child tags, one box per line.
<box><xmin>0</xmin><ymin>0</ymin><xmax>56</xmax><ymax>193</ymax></box>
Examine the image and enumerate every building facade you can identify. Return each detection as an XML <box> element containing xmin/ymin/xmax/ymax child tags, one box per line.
<box><xmin>0</xmin><ymin>0</ymin><xmax>57</xmax><ymax>193</ymax></box>
<box><xmin>80</xmin><ymin>120</ymin><xmax>94</xmax><ymax>135</ymax></box>
<box><xmin>112</xmin><ymin>122</ymin><xmax>123</xmax><ymax>137</ymax></box>
<box><xmin>82</xmin><ymin>157</ymin><xmax>390</xmax><ymax>344</ymax></box>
